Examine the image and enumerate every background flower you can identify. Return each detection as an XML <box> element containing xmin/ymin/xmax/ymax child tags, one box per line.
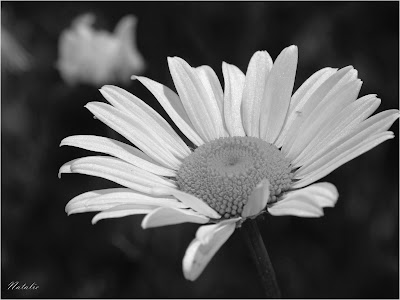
<box><xmin>56</xmin><ymin>13</ymin><xmax>146</xmax><ymax>86</ymax></box>
<box><xmin>2</xmin><ymin>2</ymin><xmax>398</xmax><ymax>298</ymax></box>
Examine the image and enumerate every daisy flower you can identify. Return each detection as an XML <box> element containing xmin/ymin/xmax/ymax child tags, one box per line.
<box><xmin>59</xmin><ymin>46</ymin><xmax>399</xmax><ymax>282</ymax></box>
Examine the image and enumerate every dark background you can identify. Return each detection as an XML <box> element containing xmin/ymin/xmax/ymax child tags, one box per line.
<box><xmin>1</xmin><ymin>1</ymin><xmax>399</xmax><ymax>298</ymax></box>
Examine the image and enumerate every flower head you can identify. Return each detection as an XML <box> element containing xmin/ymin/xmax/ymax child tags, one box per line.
<box><xmin>60</xmin><ymin>46</ymin><xmax>399</xmax><ymax>281</ymax></box>
<box><xmin>57</xmin><ymin>13</ymin><xmax>145</xmax><ymax>86</ymax></box>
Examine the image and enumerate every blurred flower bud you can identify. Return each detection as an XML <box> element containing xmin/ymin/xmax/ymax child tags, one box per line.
<box><xmin>56</xmin><ymin>13</ymin><xmax>146</xmax><ymax>86</ymax></box>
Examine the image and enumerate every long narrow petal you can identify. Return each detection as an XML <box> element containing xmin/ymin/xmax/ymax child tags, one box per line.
<box><xmin>241</xmin><ymin>51</ymin><xmax>273</xmax><ymax>138</ymax></box>
<box><xmin>66</xmin><ymin>188</ymin><xmax>187</xmax><ymax>215</ymax></box>
<box><xmin>182</xmin><ymin>219</ymin><xmax>237</xmax><ymax>281</ymax></box>
<box><xmin>151</xmin><ymin>187</ymin><xmax>221</xmax><ymax>219</ymax></box>
<box><xmin>281</xmin><ymin>66</ymin><xmax>357</xmax><ymax>155</ymax></box>
<box><xmin>133</xmin><ymin>75</ymin><xmax>204</xmax><ymax>146</ymax></box>
<box><xmin>85</xmin><ymin>102</ymin><xmax>181</xmax><ymax>169</ymax></box>
<box><xmin>268</xmin><ymin>182</ymin><xmax>338</xmax><ymax>217</ymax></box>
<box><xmin>168</xmin><ymin>57</ymin><xmax>222</xmax><ymax>142</ymax></box>
<box><xmin>59</xmin><ymin>156</ymin><xmax>176</xmax><ymax>194</ymax></box>
<box><xmin>60</xmin><ymin>135</ymin><xmax>176</xmax><ymax>177</ymax></box>
<box><xmin>293</xmin><ymin>131</ymin><xmax>395</xmax><ymax>188</ymax></box>
<box><xmin>222</xmin><ymin>62</ymin><xmax>246</xmax><ymax>136</ymax></box>
<box><xmin>141</xmin><ymin>207</ymin><xmax>209</xmax><ymax>229</ymax></box>
<box><xmin>195</xmin><ymin>65</ymin><xmax>228</xmax><ymax>137</ymax></box>
<box><xmin>100</xmin><ymin>85</ymin><xmax>190</xmax><ymax>159</ymax></box>
<box><xmin>242</xmin><ymin>178</ymin><xmax>270</xmax><ymax>218</ymax></box>
<box><xmin>287</xmin><ymin>79</ymin><xmax>362</xmax><ymax>162</ymax></box>
<box><xmin>259</xmin><ymin>45</ymin><xmax>298</xmax><ymax>143</ymax></box>
<box><xmin>92</xmin><ymin>204</ymin><xmax>154</xmax><ymax>224</ymax></box>
<box><xmin>275</xmin><ymin>67</ymin><xmax>337</xmax><ymax>148</ymax></box>
<box><xmin>294</xmin><ymin>95</ymin><xmax>381</xmax><ymax>168</ymax></box>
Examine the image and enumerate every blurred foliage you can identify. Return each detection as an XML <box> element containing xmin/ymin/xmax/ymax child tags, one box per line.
<box><xmin>1</xmin><ymin>1</ymin><xmax>399</xmax><ymax>298</ymax></box>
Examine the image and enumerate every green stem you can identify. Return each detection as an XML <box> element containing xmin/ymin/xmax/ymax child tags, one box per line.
<box><xmin>241</xmin><ymin>218</ymin><xmax>281</xmax><ymax>298</ymax></box>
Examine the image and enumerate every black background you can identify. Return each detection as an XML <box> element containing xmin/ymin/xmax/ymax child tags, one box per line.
<box><xmin>2</xmin><ymin>1</ymin><xmax>399</xmax><ymax>298</ymax></box>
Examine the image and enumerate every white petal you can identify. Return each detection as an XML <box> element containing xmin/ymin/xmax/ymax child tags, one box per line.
<box><xmin>195</xmin><ymin>65</ymin><xmax>228</xmax><ymax>137</ymax></box>
<box><xmin>241</xmin><ymin>51</ymin><xmax>273</xmax><ymax>138</ymax></box>
<box><xmin>100</xmin><ymin>85</ymin><xmax>190</xmax><ymax>159</ymax></box>
<box><xmin>182</xmin><ymin>220</ymin><xmax>236</xmax><ymax>281</ymax></box>
<box><xmin>151</xmin><ymin>187</ymin><xmax>221</xmax><ymax>219</ymax></box>
<box><xmin>288</xmin><ymin>79</ymin><xmax>362</xmax><ymax>163</ymax></box>
<box><xmin>133</xmin><ymin>75</ymin><xmax>204</xmax><ymax>146</ymax></box>
<box><xmin>222</xmin><ymin>62</ymin><xmax>246</xmax><ymax>136</ymax></box>
<box><xmin>275</xmin><ymin>67</ymin><xmax>337</xmax><ymax>148</ymax></box>
<box><xmin>141</xmin><ymin>207</ymin><xmax>209</xmax><ymax>229</ymax></box>
<box><xmin>259</xmin><ymin>45</ymin><xmax>298</xmax><ymax>143</ymax></box>
<box><xmin>65</xmin><ymin>188</ymin><xmax>187</xmax><ymax>215</ymax></box>
<box><xmin>59</xmin><ymin>156</ymin><xmax>175</xmax><ymax>194</ymax></box>
<box><xmin>294</xmin><ymin>95</ymin><xmax>381</xmax><ymax>168</ymax></box>
<box><xmin>242</xmin><ymin>178</ymin><xmax>270</xmax><ymax>218</ymax></box>
<box><xmin>293</xmin><ymin>131</ymin><xmax>395</xmax><ymax>188</ymax></box>
<box><xmin>268</xmin><ymin>182</ymin><xmax>338</xmax><ymax>217</ymax></box>
<box><xmin>281</xmin><ymin>66</ymin><xmax>357</xmax><ymax>155</ymax></box>
<box><xmin>92</xmin><ymin>204</ymin><xmax>154</xmax><ymax>224</ymax></box>
<box><xmin>85</xmin><ymin>102</ymin><xmax>181</xmax><ymax>169</ymax></box>
<box><xmin>60</xmin><ymin>135</ymin><xmax>176</xmax><ymax>177</ymax></box>
<box><xmin>168</xmin><ymin>57</ymin><xmax>221</xmax><ymax>142</ymax></box>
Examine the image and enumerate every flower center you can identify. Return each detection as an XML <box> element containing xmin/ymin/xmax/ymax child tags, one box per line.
<box><xmin>176</xmin><ymin>136</ymin><xmax>293</xmax><ymax>219</ymax></box>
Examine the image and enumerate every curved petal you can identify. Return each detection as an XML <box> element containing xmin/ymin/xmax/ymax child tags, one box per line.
<box><xmin>59</xmin><ymin>156</ymin><xmax>176</xmax><ymax>194</ymax></box>
<box><xmin>242</xmin><ymin>178</ymin><xmax>270</xmax><ymax>218</ymax></box>
<box><xmin>182</xmin><ymin>219</ymin><xmax>237</xmax><ymax>281</ymax></box>
<box><xmin>275</xmin><ymin>67</ymin><xmax>337</xmax><ymax>148</ymax></box>
<box><xmin>141</xmin><ymin>207</ymin><xmax>209</xmax><ymax>229</ymax></box>
<box><xmin>66</xmin><ymin>188</ymin><xmax>187</xmax><ymax>215</ymax></box>
<box><xmin>92</xmin><ymin>204</ymin><xmax>154</xmax><ymax>224</ymax></box>
<box><xmin>133</xmin><ymin>75</ymin><xmax>204</xmax><ymax>146</ymax></box>
<box><xmin>151</xmin><ymin>186</ymin><xmax>221</xmax><ymax>219</ymax></box>
<box><xmin>100</xmin><ymin>85</ymin><xmax>190</xmax><ymax>158</ymax></box>
<box><xmin>222</xmin><ymin>62</ymin><xmax>246</xmax><ymax>136</ymax></box>
<box><xmin>259</xmin><ymin>45</ymin><xmax>298</xmax><ymax>143</ymax></box>
<box><xmin>268</xmin><ymin>182</ymin><xmax>338</xmax><ymax>217</ymax></box>
<box><xmin>168</xmin><ymin>57</ymin><xmax>222</xmax><ymax>142</ymax></box>
<box><xmin>85</xmin><ymin>102</ymin><xmax>182</xmax><ymax>169</ymax></box>
<box><xmin>241</xmin><ymin>51</ymin><xmax>273</xmax><ymax>138</ymax></box>
<box><xmin>60</xmin><ymin>135</ymin><xmax>176</xmax><ymax>177</ymax></box>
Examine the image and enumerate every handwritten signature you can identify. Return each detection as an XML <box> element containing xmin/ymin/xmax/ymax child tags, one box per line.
<box><xmin>8</xmin><ymin>281</ymin><xmax>39</xmax><ymax>291</ymax></box>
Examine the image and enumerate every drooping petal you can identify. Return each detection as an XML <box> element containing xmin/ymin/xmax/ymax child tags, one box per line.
<box><xmin>60</xmin><ymin>135</ymin><xmax>176</xmax><ymax>177</ymax></box>
<box><xmin>242</xmin><ymin>178</ymin><xmax>270</xmax><ymax>218</ymax></box>
<box><xmin>287</xmin><ymin>79</ymin><xmax>363</xmax><ymax>162</ymax></box>
<box><xmin>151</xmin><ymin>186</ymin><xmax>221</xmax><ymax>219</ymax></box>
<box><xmin>182</xmin><ymin>219</ymin><xmax>237</xmax><ymax>281</ymax></box>
<box><xmin>65</xmin><ymin>188</ymin><xmax>187</xmax><ymax>215</ymax></box>
<box><xmin>275</xmin><ymin>67</ymin><xmax>337</xmax><ymax>148</ymax></box>
<box><xmin>141</xmin><ymin>207</ymin><xmax>209</xmax><ymax>229</ymax></box>
<box><xmin>259</xmin><ymin>45</ymin><xmax>298</xmax><ymax>144</ymax></box>
<box><xmin>293</xmin><ymin>131</ymin><xmax>395</xmax><ymax>188</ymax></box>
<box><xmin>59</xmin><ymin>156</ymin><xmax>176</xmax><ymax>194</ymax></box>
<box><xmin>222</xmin><ymin>62</ymin><xmax>246</xmax><ymax>136</ymax></box>
<box><xmin>168</xmin><ymin>57</ymin><xmax>222</xmax><ymax>142</ymax></box>
<box><xmin>241</xmin><ymin>51</ymin><xmax>273</xmax><ymax>138</ymax></box>
<box><xmin>281</xmin><ymin>66</ymin><xmax>357</xmax><ymax>156</ymax></box>
<box><xmin>294</xmin><ymin>95</ymin><xmax>381</xmax><ymax>168</ymax></box>
<box><xmin>195</xmin><ymin>65</ymin><xmax>228</xmax><ymax>137</ymax></box>
<box><xmin>85</xmin><ymin>101</ymin><xmax>181</xmax><ymax>169</ymax></box>
<box><xmin>100</xmin><ymin>85</ymin><xmax>191</xmax><ymax>158</ymax></box>
<box><xmin>268</xmin><ymin>182</ymin><xmax>338</xmax><ymax>217</ymax></box>
<box><xmin>92</xmin><ymin>204</ymin><xmax>154</xmax><ymax>224</ymax></box>
<box><xmin>133</xmin><ymin>75</ymin><xmax>204</xmax><ymax>146</ymax></box>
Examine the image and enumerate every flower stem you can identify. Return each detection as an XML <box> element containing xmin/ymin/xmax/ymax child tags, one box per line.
<box><xmin>241</xmin><ymin>218</ymin><xmax>281</xmax><ymax>298</ymax></box>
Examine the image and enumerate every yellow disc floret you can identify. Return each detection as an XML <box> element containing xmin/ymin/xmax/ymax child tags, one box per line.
<box><xmin>177</xmin><ymin>137</ymin><xmax>293</xmax><ymax>219</ymax></box>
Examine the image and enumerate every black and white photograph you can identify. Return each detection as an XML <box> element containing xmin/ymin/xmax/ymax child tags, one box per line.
<box><xmin>1</xmin><ymin>1</ymin><xmax>399</xmax><ymax>298</ymax></box>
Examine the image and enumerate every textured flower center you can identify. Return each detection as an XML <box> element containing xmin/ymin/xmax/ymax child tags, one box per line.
<box><xmin>176</xmin><ymin>137</ymin><xmax>293</xmax><ymax>219</ymax></box>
